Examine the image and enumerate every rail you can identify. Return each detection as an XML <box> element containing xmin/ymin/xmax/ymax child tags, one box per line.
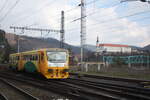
<box><xmin>0</xmin><ymin>78</ymin><xmax>39</xmax><ymax>100</ymax></box>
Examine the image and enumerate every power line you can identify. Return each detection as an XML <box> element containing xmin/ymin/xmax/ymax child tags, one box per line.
<box><xmin>0</xmin><ymin>0</ymin><xmax>9</xmax><ymax>14</ymax></box>
<box><xmin>11</xmin><ymin>0</ymin><xmax>57</xmax><ymax>25</ymax></box>
<box><xmin>65</xmin><ymin>6</ymin><xmax>79</xmax><ymax>13</ymax></box>
<box><xmin>88</xmin><ymin>9</ymin><xmax>150</xmax><ymax>27</ymax></box>
<box><xmin>12</xmin><ymin>4</ymin><xmax>80</xmax><ymax>28</ymax></box>
<box><xmin>103</xmin><ymin>15</ymin><xmax>150</xmax><ymax>28</ymax></box>
<box><xmin>71</xmin><ymin>2</ymin><xmax>121</xmax><ymax>22</ymax></box>
<box><xmin>71</xmin><ymin>8</ymin><xmax>150</xmax><ymax>27</ymax></box>
<box><xmin>66</xmin><ymin>15</ymin><xmax>150</xmax><ymax>33</ymax></box>
<box><xmin>87</xmin><ymin>24</ymin><xmax>150</xmax><ymax>35</ymax></box>
<box><xmin>85</xmin><ymin>0</ymin><xmax>99</xmax><ymax>5</ymax></box>
<box><xmin>0</xmin><ymin>0</ymin><xmax>21</xmax><ymax>23</ymax></box>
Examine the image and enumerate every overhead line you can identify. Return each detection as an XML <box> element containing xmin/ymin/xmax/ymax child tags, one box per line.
<box><xmin>0</xmin><ymin>0</ymin><xmax>9</xmax><ymax>14</ymax></box>
<box><xmin>89</xmin><ymin>9</ymin><xmax>150</xmax><ymax>26</ymax></box>
<box><xmin>0</xmin><ymin>0</ymin><xmax>21</xmax><ymax>23</ymax></box>
<box><xmin>66</xmin><ymin>15</ymin><xmax>150</xmax><ymax>32</ymax></box>
<box><xmin>11</xmin><ymin>0</ymin><xmax>57</xmax><ymax>25</ymax></box>
<box><xmin>71</xmin><ymin>2</ymin><xmax>121</xmax><ymax>22</ymax></box>
<box><xmin>0</xmin><ymin>0</ymin><xmax>21</xmax><ymax>22</ymax></box>
<box><xmin>85</xmin><ymin>0</ymin><xmax>99</xmax><ymax>5</ymax></box>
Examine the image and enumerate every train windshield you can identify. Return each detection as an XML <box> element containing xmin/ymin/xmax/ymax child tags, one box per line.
<box><xmin>47</xmin><ymin>51</ymin><xmax>67</xmax><ymax>63</ymax></box>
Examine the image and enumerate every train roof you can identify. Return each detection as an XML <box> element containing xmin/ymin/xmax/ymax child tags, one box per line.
<box><xmin>10</xmin><ymin>48</ymin><xmax>68</xmax><ymax>55</ymax></box>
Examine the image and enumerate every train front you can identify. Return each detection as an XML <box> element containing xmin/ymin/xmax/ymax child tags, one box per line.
<box><xmin>45</xmin><ymin>49</ymin><xmax>69</xmax><ymax>79</ymax></box>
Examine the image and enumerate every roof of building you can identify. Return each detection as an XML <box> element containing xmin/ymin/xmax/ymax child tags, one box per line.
<box><xmin>99</xmin><ymin>44</ymin><xmax>129</xmax><ymax>47</ymax></box>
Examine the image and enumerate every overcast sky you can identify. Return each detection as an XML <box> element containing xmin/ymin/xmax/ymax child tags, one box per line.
<box><xmin>0</xmin><ymin>0</ymin><xmax>150</xmax><ymax>47</ymax></box>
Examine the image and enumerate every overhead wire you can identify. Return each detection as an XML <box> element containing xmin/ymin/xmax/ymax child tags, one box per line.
<box><xmin>86</xmin><ymin>9</ymin><xmax>150</xmax><ymax>28</ymax></box>
<box><xmin>11</xmin><ymin>0</ymin><xmax>58</xmax><ymax>25</ymax></box>
<box><xmin>85</xmin><ymin>0</ymin><xmax>99</xmax><ymax>5</ymax></box>
<box><xmin>12</xmin><ymin>4</ymin><xmax>79</xmax><ymax>29</ymax></box>
<box><xmin>71</xmin><ymin>2</ymin><xmax>121</xmax><ymax>22</ymax></box>
<box><xmin>0</xmin><ymin>0</ymin><xmax>21</xmax><ymax>23</ymax></box>
<box><xmin>0</xmin><ymin>0</ymin><xmax>9</xmax><ymax>14</ymax></box>
<box><xmin>66</xmin><ymin>14</ymin><xmax>150</xmax><ymax>33</ymax></box>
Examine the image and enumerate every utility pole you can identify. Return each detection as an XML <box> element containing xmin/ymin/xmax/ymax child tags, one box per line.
<box><xmin>17</xmin><ymin>35</ymin><xmax>20</xmax><ymax>53</ymax></box>
<box><xmin>80</xmin><ymin>0</ymin><xmax>86</xmax><ymax>63</ymax></box>
<box><xmin>60</xmin><ymin>11</ymin><xmax>65</xmax><ymax>48</ymax></box>
<box><xmin>96</xmin><ymin>36</ymin><xmax>99</xmax><ymax>52</ymax></box>
<box><xmin>13</xmin><ymin>29</ymin><xmax>24</xmax><ymax>53</ymax></box>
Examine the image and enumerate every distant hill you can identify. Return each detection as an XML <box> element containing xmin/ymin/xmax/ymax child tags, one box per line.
<box><xmin>86</xmin><ymin>44</ymin><xmax>96</xmax><ymax>52</ymax></box>
<box><xmin>143</xmin><ymin>44</ymin><xmax>150</xmax><ymax>52</ymax></box>
<box><xmin>5</xmin><ymin>33</ymin><xmax>84</xmax><ymax>54</ymax></box>
<box><xmin>5</xmin><ymin>33</ymin><xmax>150</xmax><ymax>55</ymax></box>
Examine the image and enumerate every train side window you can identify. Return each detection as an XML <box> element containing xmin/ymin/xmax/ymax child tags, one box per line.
<box><xmin>17</xmin><ymin>56</ymin><xmax>19</xmax><ymax>60</ymax></box>
<box><xmin>35</xmin><ymin>55</ymin><xmax>38</xmax><ymax>60</ymax></box>
<box><xmin>32</xmin><ymin>55</ymin><xmax>34</xmax><ymax>61</ymax></box>
<box><xmin>29</xmin><ymin>55</ymin><xmax>31</xmax><ymax>61</ymax></box>
<box><xmin>30</xmin><ymin>55</ymin><xmax>32</xmax><ymax>61</ymax></box>
<box><xmin>23</xmin><ymin>55</ymin><xmax>26</xmax><ymax>60</ymax></box>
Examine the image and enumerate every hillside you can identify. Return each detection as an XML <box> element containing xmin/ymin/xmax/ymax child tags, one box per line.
<box><xmin>143</xmin><ymin>44</ymin><xmax>150</xmax><ymax>52</ymax></box>
<box><xmin>5</xmin><ymin>33</ymin><xmax>83</xmax><ymax>54</ymax></box>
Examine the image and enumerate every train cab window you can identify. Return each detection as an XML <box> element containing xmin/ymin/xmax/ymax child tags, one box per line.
<box><xmin>40</xmin><ymin>52</ymin><xmax>44</xmax><ymax>61</ymax></box>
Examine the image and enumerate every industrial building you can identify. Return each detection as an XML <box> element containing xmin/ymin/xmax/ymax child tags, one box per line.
<box><xmin>97</xmin><ymin>44</ymin><xmax>132</xmax><ymax>53</ymax></box>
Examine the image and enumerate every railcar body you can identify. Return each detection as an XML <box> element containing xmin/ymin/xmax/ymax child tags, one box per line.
<box><xmin>9</xmin><ymin>48</ymin><xmax>69</xmax><ymax>79</ymax></box>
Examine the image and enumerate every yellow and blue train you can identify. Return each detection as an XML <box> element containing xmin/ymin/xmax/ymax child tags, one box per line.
<box><xmin>9</xmin><ymin>48</ymin><xmax>69</xmax><ymax>79</ymax></box>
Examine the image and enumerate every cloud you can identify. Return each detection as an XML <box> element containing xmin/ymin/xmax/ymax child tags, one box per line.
<box><xmin>84</xmin><ymin>2</ymin><xmax>150</xmax><ymax>47</ymax></box>
<box><xmin>1</xmin><ymin>0</ymin><xmax>149</xmax><ymax>47</ymax></box>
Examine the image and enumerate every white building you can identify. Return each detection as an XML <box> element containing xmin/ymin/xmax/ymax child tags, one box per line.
<box><xmin>97</xmin><ymin>44</ymin><xmax>132</xmax><ymax>53</ymax></box>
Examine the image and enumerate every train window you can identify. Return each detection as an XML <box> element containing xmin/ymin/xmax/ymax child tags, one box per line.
<box><xmin>33</xmin><ymin>55</ymin><xmax>35</xmax><ymax>61</ymax></box>
<box><xmin>30</xmin><ymin>55</ymin><xmax>33</xmax><ymax>61</ymax></box>
<box><xmin>41</xmin><ymin>54</ymin><xmax>44</xmax><ymax>60</ymax></box>
<box><xmin>32</xmin><ymin>55</ymin><xmax>34</xmax><ymax>60</ymax></box>
<box><xmin>17</xmin><ymin>56</ymin><xmax>19</xmax><ymax>60</ymax></box>
<box><xmin>34</xmin><ymin>55</ymin><xmax>37</xmax><ymax>60</ymax></box>
<box><xmin>29</xmin><ymin>55</ymin><xmax>31</xmax><ymax>61</ymax></box>
<box><xmin>23</xmin><ymin>55</ymin><xmax>26</xmax><ymax>60</ymax></box>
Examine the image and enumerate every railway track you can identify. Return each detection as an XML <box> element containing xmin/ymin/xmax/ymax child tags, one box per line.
<box><xmin>70</xmin><ymin>72</ymin><xmax>150</xmax><ymax>84</ymax></box>
<box><xmin>0</xmin><ymin>93</ymin><xmax>8</xmax><ymax>100</ymax></box>
<box><xmin>0</xmin><ymin>78</ymin><xmax>39</xmax><ymax>100</ymax></box>
<box><xmin>60</xmin><ymin>78</ymin><xmax>150</xmax><ymax>100</ymax></box>
<box><xmin>0</xmin><ymin>73</ymin><xmax>100</xmax><ymax>100</ymax></box>
<box><xmin>0</xmin><ymin>72</ymin><xmax>150</xmax><ymax>100</ymax></box>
